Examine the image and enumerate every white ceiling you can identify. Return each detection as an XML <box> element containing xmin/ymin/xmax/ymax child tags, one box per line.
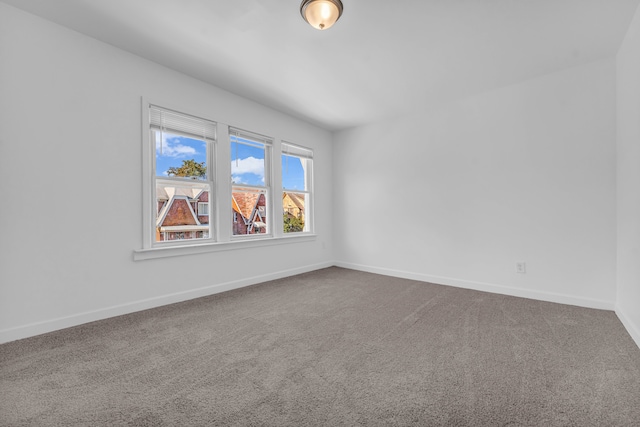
<box><xmin>3</xmin><ymin>0</ymin><xmax>639</xmax><ymax>130</ymax></box>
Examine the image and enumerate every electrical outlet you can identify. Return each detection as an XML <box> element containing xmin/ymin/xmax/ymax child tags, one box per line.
<box><xmin>516</xmin><ymin>262</ymin><xmax>526</xmax><ymax>274</ymax></box>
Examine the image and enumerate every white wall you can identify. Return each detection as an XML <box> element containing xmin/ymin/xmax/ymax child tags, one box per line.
<box><xmin>334</xmin><ymin>58</ymin><xmax>617</xmax><ymax>309</ymax></box>
<box><xmin>2</xmin><ymin>2</ymin><xmax>635</xmax><ymax>347</ymax></box>
<box><xmin>616</xmin><ymin>3</ymin><xmax>640</xmax><ymax>348</ymax></box>
<box><xmin>0</xmin><ymin>4</ymin><xmax>333</xmax><ymax>343</ymax></box>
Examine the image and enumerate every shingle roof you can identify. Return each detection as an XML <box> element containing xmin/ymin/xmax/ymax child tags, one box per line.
<box><xmin>232</xmin><ymin>192</ymin><xmax>260</xmax><ymax>220</ymax></box>
<box><xmin>284</xmin><ymin>192</ymin><xmax>305</xmax><ymax>211</ymax></box>
<box><xmin>156</xmin><ymin>196</ymin><xmax>199</xmax><ymax>227</ymax></box>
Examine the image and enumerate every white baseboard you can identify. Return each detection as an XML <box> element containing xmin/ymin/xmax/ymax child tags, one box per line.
<box><xmin>3</xmin><ymin>261</ymin><xmax>625</xmax><ymax>345</ymax></box>
<box><xmin>334</xmin><ymin>261</ymin><xmax>616</xmax><ymax>311</ymax></box>
<box><xmin>0</xmin><ymin>261</ymin><xmax>333</xmax><ymax>344</ymax></box>
<box><xmin>615</xmin><ymin>306</ymin><xmax>640</xmax><ymax>350</ymax></box>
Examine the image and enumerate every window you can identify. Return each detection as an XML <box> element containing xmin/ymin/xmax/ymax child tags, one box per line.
<box><xmin>282</xmin><ymin>142</ymin><xmax>313</xmax><ymax>233</ymax></box>
<box><xmin>138</xmin><ymin>100</ymin><xmax>317</xmax><ymax>260</ymax></box>
<box><xmin>230</xmin><ymin>128</ymin><xmax>272</xmax><ymax>236</ymax></box>
<box><xmin>197</xmin><ymin>202</ymin><xmax>209</xmax><ymax>216</ymax></box>
<box><xmin>146</xmin><ymin>104</ymin><xmax>216</xmax><ymax>247</ymax></box>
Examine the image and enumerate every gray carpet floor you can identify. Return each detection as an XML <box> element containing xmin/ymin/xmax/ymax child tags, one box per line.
<box><xmin>1</xmin><ymin>267</ymin><xmax>640</xmax><ymax>426</ymax></box>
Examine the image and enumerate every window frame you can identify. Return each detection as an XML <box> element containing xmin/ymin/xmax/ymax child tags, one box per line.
<box><xmin>197</xmin><ymin>202</ymin><xmax>209</xmax><ymax>216</ymax></box>
<box><xmin>230</xmin><ymin>127</ymin><xmax>273</xmax><ymax>239</ymax></box>
<box><xmin>136</xmin><ymin>98</ymin><xmax>317</xmax><ymax>261</ymax></box>
<box><xmin>281</xmin><ymin>142</ymin><xmax>314</xmax><ymax>234</ymax></box>
<box><xmin>142</xmin><ymin>101</ymin><xmax>217</xmax><ymax>249</ymax></box>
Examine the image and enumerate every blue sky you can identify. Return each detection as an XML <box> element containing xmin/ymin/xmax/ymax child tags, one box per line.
<box><xmin>156</xmin><ymin>132</ymin><xmax>305</xmax><ymax>189</ymax></box>
<box><xmin>281</xmin><ymin>154</ymin><xmax>305</xmax><ymax>191</ymax></box>
<box><xmin>155</xmin><ymin>132</ymin><xmax>207</xmax><ymax>178</ymax></box>
<box><xmin>231</xmin><ymin>139</ymin><xmax>265</xmax><ymax>186</ymax></box>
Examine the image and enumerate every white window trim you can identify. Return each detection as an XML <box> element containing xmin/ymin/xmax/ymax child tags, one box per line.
<box><xmin>142</xmin><ymin>99</ymin><xmax>216</xmax><ymax>249</ymax></box>
<box><xmin>134</xmin><ymin>233</ymin><xmax>317</xmax><ymax>261</ymax></box>
<box><xmin>230</xmin><ymin>128</ymin><xmax>273</xmax><ymax>239</ymax></box>
<box><xmin>137</xmin><ymin>97</ymin><xmax>317</xmax><ymax>261</ymax></box>
<box><xmin>282</xmin><ymin>142</ymin><xmax>314</xmax><ymax>234</ymax></box>
<box><xmin>197</xmin><ymin>202</ymin><xmax>209</xmax><ymax>216</ymax></box>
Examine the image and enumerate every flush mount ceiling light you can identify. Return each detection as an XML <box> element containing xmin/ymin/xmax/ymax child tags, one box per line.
<box><xmin>300</xmin><ymin>0</ymin><xmax>344</xmax><ymax>30</ymax></box>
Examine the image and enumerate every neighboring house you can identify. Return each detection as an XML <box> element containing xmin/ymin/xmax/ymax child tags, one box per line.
<box><xmin>282</xmin><ymin>192</ymin><xmax>305</xmax><ymax>221</ymax></box>
<box><xmin>156</xmin><ymin>186</ymin><xmax>209</xmax><ymax>241</ymax></box>
<box><xmin>232</xmin><ymin>192</ymin><xmax>267</xmax><ymax>235</ymax></box>
<box><xmin>156</xmin><ymin>187</ymin><xmax>270</xmax><ymax>238</ymax></box>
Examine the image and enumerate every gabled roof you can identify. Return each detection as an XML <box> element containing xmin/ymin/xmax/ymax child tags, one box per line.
<box><xmin>156</xmin><ymin>185</ymin><xmax>204</xmax><ymax>201</ymax></box>
<box><xmin>232</xmin><ymin>192</ymin><xmax>261</xmax><ymax>220</ymax></box>
<box><xmin>283</xmin><ymin>192</ymin><xmax>305</xmax><ymax>211</ymax></box>
<box><xmin>156</xmin><ymin>195</ymin><xmax>200</xmax><ymax>227</ymax></box>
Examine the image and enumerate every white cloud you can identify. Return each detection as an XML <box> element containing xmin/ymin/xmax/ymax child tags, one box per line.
<box><xmin>231</xmin><ymin>157</ymin><xmax>264</xmax><ymax>177</ymax></box>
<box><xmin>156</xmin><ymin>135</ymin><xmax>197</xmax><ymax>158</ymax></box>
<box><xmin>231</xmin><ymin>175</ymin><xmax>246</xmax><ymax>184</ymax></box>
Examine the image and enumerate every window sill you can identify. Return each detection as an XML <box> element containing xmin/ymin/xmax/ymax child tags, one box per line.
<box><xmin>133</xmin><ymin>234</ymin><xmax>317</xmax><ymax>261</ymax></box>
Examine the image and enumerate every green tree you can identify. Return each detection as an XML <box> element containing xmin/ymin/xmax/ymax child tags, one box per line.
<box><xmin>283</xmin><ymin>214</ymin><xmax>304</xmax><ymax>233</ymax></box>
<box><xmin>167</xmin><ymin>159</ymin><xmax>206</xmax><ymax>179</ymax></box>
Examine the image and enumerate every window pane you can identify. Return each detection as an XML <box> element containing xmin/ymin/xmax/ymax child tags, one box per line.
<box><xmin>231</xmin><ymin>138</ymin><xmax>265</xmax><ymax>186</ymax></box>
<box><xmin>198</xmin><ymin>202</ymin><xmax>209</xmax><ymax>216</ymax></box>
<box><xmin>155</xmin><ymin>131</ymin><xmax>208</xmax><ymax>180</ymax></box>
<box><xmin>283</xmin><ymin>191</ymin><xmax>307</xmax><ymax>233</ymax></box>
<box><xmin>282</xmin><ymin>145</ymin><xmax>311</xmax><ymax>234</ymax></box>
<box><xmin>156</xmin><ymin>180</ymin><xmax>211</xmax><ymax>242</ymax></box>
<box><xmin>282</xmin><ymin>154</ymin><xmax>306</xmax><ymax>191</ymax></box>
<box><xmin>232</xmin><ymin>187</ymin><xmax>268</xmax><ymax>235</ymax></box>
